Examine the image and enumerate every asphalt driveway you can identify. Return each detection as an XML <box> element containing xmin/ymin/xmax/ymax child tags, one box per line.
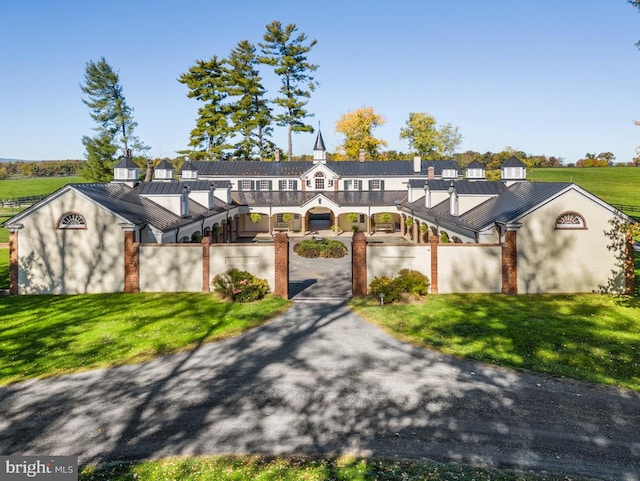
<box><xmin>0</xmin><ymin>297</ymin><xmax>639</xmax><ymax>480</ymax></box>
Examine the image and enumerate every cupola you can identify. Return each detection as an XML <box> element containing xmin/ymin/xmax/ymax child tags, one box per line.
<box><xmin>313</xmin><ymin>129</ymin><xmax>327</xmax><ymax>163</ymax></box>
<box><xmin>113</xmin><ymin>150</ymin><xmax>139</xmax><ymax>185</ymax></box>
<box><xmin>154</xmin><ymin>160</ymin><xmax>175</xmax><ymax>181</ymax></box>
<box><xmin>465</xmin><ymin>160</ymin><xmax>486</xmax><ymax>180</ymax></box>
<box><xmin>180</xmin><ymin>160</ymin><xmax>198</xmax><ymax>180</ymax></box>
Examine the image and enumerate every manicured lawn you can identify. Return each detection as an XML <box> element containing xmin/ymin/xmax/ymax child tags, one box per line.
<box><xmin>0</xmin><ymin>293</ymin><xmax>290</xmax><ymax>385</ymax></box>
<box><xmin>349</xmin><ymin>294</ymin><xmax>640</xmax><ymax>391</ymax></box>
<box><xmin>0</xmin><ymin>176</ymin><xmax>85</xmax><ymax>199</ymax></box>
<box><xmin>529</xmin><ymin>167</ymin><xmax>640</xmax><ymax>207</ymax></box>
<box><xmin>0</xmin><ymin>248</ymin><xmax>7</xmax><ymax>288</ymax></box>
<box><xmin>80</xmin><ymin>455</ymin><xmax>591</xmax><ymax>481</ymax></box>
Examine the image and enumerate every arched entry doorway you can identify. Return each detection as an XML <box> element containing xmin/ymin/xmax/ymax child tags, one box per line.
<box><xmin>307</xmin><ymin>206</ymin><xmax>333</xmax><ymax>233</ymax></box>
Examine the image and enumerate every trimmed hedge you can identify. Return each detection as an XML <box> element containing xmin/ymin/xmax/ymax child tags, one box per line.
<box><xmin>293</xmin><ymin>238</ymin><xmax>347</xmax><ymax>258</ymax></box>
<box><xmin>369</xmin><ymin>269</ymin><xmax>430</xmax><ymax>303</ymax></box>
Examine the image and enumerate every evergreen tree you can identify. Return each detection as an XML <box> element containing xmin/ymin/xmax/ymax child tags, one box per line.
<box><xmin>227</xmin><ymin>40</ymin><xmax>272</xmax><ymax>161</ymax></box>
<box><xmin>80</xmin><ymin>57</ymin><xmax>147</xmax><ymax>181</ymax></box>
<box><xmin>260</xmin><ymin>21</ymin><xmax>318</xmax><ymax>161</ymax></box>
<box><xmin>178</xmin><ymin>56</ymin><xmax>233</xmax><ymax>160</ymax></box>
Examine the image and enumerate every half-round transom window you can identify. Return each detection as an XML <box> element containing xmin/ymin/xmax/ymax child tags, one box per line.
<box><xmin>57</xmin><ymin>212</ymin><xmax>86</xmax><ymax>229</ymax></box>
<box><xmin>555</xmin><ymin>211</ymin><xmax>586</xmax><ymax>230</ymax></box>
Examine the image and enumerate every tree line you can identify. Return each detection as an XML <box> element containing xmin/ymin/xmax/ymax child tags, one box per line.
<box><xmin>0</xmin><ymin>160</ymin><xmax>81</xmax><ymax>180</ymax></box>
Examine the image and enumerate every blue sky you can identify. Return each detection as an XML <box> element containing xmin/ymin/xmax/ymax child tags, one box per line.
<box><xmin>1</xmin><ymin>0</ymin><xmax>639</xmax><ymax>164</ymax></box>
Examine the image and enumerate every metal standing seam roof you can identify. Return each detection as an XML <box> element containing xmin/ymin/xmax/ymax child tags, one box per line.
<box><xmin>403</xmin><ymin>182</ymin><xmax>574</xmax><ymax>234</ymax></box>
<box><xmin>136</xmin><ymin>180</ymin><xmax>231</xmax><ymax>195</ymax></box>
<box><xmin>185</xmin><ymin>159</ymin><xmax>461</xmax><ymax>178</ymax></box>
<box><xmin>233</xmin><ymin>190</ymin><xmax>408</xmax><ymax>208</ymax></box>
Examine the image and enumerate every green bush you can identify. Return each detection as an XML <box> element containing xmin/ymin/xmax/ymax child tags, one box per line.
<box><xmin>212</xmin><ymin>269</ymin><xmax>270</xmax><ymax>302</ymax></box>
<box><xmin>293</xmin><ymin>238</ymin><xmax>347</xmax><ymax>258</ymax></box>
<box><xmin>369</xmin><ymin>269</ymin><xmax>430</xmax><ymax>303</ymax></box>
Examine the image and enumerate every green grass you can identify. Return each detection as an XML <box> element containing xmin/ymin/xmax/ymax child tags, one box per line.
<box><xmin>349</xmin><ymin>294</ymin><xmax>640</xmax><ymax>391</ymax></box>
<box><xmin>529</xmin><ymin>167</ymin><xmax>640</xmax><ymax>206</ymax></box>
<box><xmin>0</xmin><ymin>176</ymin><xmax>85</xmax><ymax>199</ymax></box>
<box><xmin>0</xmin><ymin>293</ymin><xmax>290</xmax><ymax>385</ymax></box>
<box><xmin>0</xmin><ymin>248</ymin><xmax>7</xmax><ymax>289</ymax></box>
<box><xmin>80</xmin><ymin>455</ymin><xmax>592</xmax><ymax>481</ymax></box>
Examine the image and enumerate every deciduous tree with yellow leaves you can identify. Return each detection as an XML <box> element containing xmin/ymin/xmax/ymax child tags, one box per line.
<box><xmin>334</xmin><ymin>106</ymin><xmax>387</xmax><ymax>160</ymax></box>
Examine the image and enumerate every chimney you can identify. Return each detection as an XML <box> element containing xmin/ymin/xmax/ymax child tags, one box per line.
<box><xmin>428</xmin><ymin>166</ymin><xmax>435</xmax><ymax>180</ymax></box>
<box><xmin>424</xmin><ymin>182</ymin><xmax>431</xmax><ymax>209</ymax></box>
<box><xmin>448</xmin><ymin>182</ymin><xmax>458</xmax><ymax>216</ymax></box>
<box><xmin>358</xmin><ymin>148</ymin><xmax>365</xmax><ymax>163</ymax></box>
<box><xmin>181</xmin><ymin>185</ymin><xmax>190</xmax><ymax>218</ymax></box>
<box><xmin>413</xmin><ymin>155</ymin><xmax>421</xmax><ymax>173</ymax></box>
<box><xmin>275</xmin><ymin>149</ymin><xmax>280</xmax><ymax>162</ymax></box>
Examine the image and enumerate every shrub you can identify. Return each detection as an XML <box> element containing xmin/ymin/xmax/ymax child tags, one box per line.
<box><xmin>378</xmin><ymin>213</ymin><xmax>392</xmax><ymax>223</ymax></box>
<box><xmin>293</xmin><ymin>238</ymin><xmax>347</xmax><ymax>258</ymax></box>
<box><xmin>212</xmin><ymin>269</ymin><xmax>270</xmax><ymax>302</ymax></box>
<box><xmin>369</xmin><ymin>269</ymin><xmax>430</xmax><ymax>303</ymax></box>
<box><xmin>250</xmin><ymin>212</ymin><xmax>262</xmax><ymax>223</ymax></box>
<box><xmin>440</xmin><ymin>231</ymin><xmax>449</xmax><ymax>243</ymax></box>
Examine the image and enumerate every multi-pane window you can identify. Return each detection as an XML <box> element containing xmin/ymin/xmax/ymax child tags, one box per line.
<box><xmin>314</xmin><ymin>172</ymin><xmax>325</xmax><ymax>190</ymax></box>
<box><xmin>57</xmin><ymin>212</ymin><xmax>86</xmax><ymax>229</ymax></box>
<box><xmin>555</xmin><ymin>212</ymin><xmax>586</xmax><ymax>229</ymax></box>
<box><xmin>280</xmin><ymin>179</ymin><xmax>296</xmax><ymax>191</ymax></box>
<box><xmin>370</xmin><ymin>179</ymin><xmax>381</xmax><ymax>190</ymax></box>
<box><xmin>239</xmin><ymin>179</ymin><xmax>252</xmax><ymax>190</ymax></box>
<box><xmin>259</xmin><ymin>180</ymin><xmax>270</xmax><ymax>190</ymax></box>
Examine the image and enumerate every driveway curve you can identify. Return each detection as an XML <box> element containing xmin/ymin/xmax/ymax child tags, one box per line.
<box><xmin>0</xmin><ymin>300</ymin><xmax>639</xmax><ymax>481</ymax></box>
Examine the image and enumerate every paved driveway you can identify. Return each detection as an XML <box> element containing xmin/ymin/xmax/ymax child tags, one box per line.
<box><xmin>0</xmin><ymin>298</ymin><xmax>639</xmax><ymax>480</ymax></box>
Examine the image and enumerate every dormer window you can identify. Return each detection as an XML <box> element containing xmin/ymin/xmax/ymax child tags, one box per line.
<box><xmin>368</xmin><ymin>179</ymin><xmax>385</xmax><ymax>191</ymax></box>
<box><xmin>57</xmin><ymin>212</ymin><xmax>86</xmax><ymax>229</ymax></box>
<box><xmin>555</xmin><ymin>211</ymin><xmax>587</xmax><ymax>230</ymax></box>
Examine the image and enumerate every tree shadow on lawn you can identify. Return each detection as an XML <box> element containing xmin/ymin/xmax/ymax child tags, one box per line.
<box><xmin>0</xmin><ymin>300</ymin><xmax>639</xmax><ymax>481</ymax></box>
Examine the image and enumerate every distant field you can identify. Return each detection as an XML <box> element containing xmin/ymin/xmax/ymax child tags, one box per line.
<box><xmin>0</xmin><ymin>176</ymin><xmax>85</xmax><ymax>199</ymax></box>
<box><xmin>529</xmin><ymin>167</ymin><xmax>640</xmax><ymax>206</ymax></box>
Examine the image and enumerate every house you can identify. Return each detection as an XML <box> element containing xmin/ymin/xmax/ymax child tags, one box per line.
<box><xmin>3</xmin><ymin>131</ymin><xmax>635</xmax><ymax>295</ymax></box>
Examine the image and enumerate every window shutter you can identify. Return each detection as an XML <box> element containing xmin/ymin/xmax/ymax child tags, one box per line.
<box><xmin>368</xmin><ymin>180</ymin><xmax>373</xmax><ymax>190</ymax></box>
<box><xmin>358</xmin><ymin>180</ymin><xmax>363</xmax><ymax>191</ymax></box>
<box><xmin>293</xmin><ymin>180</ymin><xmax>298</xmax><ymax>190</ymax></box>
<box><xmin>279</xmin><ymin>180</ymin><xmax>284</xmax><ymax>190</ymax></box>
<box><xmin>344</xmin><ymin>180</ymin><xmax>349</xmax><ymax>191</ymax></box>
<box><xmin>381</xmin><ymin>180</ymin><xmax>385</xmax><ymax>190</ymax></box>
<box><xmin>268</xmin><ymin>180</ymin><xmax>273</xmax><ymax>191</ymax></box>
<box><xmin>251</xmin><ymin>180</ymin><xmax>256</xmax><ymax>190</ymax></box>
<box><xmin>238</xmin><ymin>180</ymin><xmax>243</xmax><ymax>191</ymax></box>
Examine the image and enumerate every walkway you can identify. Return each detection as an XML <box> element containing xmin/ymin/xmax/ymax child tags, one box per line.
<box><xmin>0</xmin><ymin>300</ymin><xmax>638</xmax><ymax>480</ymax></box>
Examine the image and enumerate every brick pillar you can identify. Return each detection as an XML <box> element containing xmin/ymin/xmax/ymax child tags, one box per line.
<box><xmin>400</xmin><ymin>215</ymin><xmax>406</xmax><ymax>236</ymax></box>
<box><xmin>502</xmin><ymin>229</ymin><xmax>518</xmax><ymax>294</ymax></box>
<box><xmin>9</xmin><ymin>229</ymin><xmax>19</xmax><ymax>295</ymax></box>
<box><xmin>429</xmin><ymin>236</ymin><xmax>438</xmax><ymax>294</ymax></box>
<box><xmin>202</xmin><ymin>237</ymin><xmax>211</xmax><ymax>293</ymax></box>
<box><xmin>274</xmin><ymin>232</ymin><xmax>289</xmax><ymax>298</ymax></box>
<box><xmin>123</xmin><ymin>230</ymin><xmax>140</xmax><ymax>293</ymax></box>
<box><xmin>412</xmin><ymin>220</ymin><xmax>419</xmax><ymax>244</ymax></box>
<box><xmin>352</xmin><ymin>231</ymin><xmax>367</xmax><ymax>296</ymax></box>
<box><xmin>625</xmin><ymin>232</ymin><xmax>635</xmax><ymax>295</ymax></box>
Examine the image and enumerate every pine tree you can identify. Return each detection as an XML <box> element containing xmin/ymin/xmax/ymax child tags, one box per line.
<box><xmin>178</xmin><ymin>56</ymin><xmax>233</xmax><ymax>160</ymax></box>
<box><xmin>260</xmin><ymin>21</ymin><xmax>318</xmax><ymax>161</ymax></box>
<box><xmin>80</xmin><ymin>57</ymin><xmax>147</xmax><ymax>181</ymax></box>
<box><xmin>227</xmin><ymin>40</ymin><xmax>272</xmax><ymax>161</ymax></box>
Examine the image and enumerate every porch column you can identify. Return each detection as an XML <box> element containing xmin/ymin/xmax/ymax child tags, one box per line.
<box><xmin>202</xmin><ymin>237</ymin><xmax>211</xmax><ymax>293</ymax></box>
<box><xmin>334</xmin><ymin>212</ymin><xmax>340</xmax><ymax>235</ymax></box>
<box><xmin>366</xmin><ymin>214</ymin><xmax>371</xmax><ymax>236</ymax></box>
<box><xmin>501</xmin><ymin>228</ymin><xmax>519</xmax><ymax>294</ymax></box>
<box><xmin>274</xmin><ymin>232</ymin><xmax>289</xmax><ymax>298</ymax></box>
<box><xmin>625</xmin><ymin>232</ymin><xmax>635</xmax><ymax>295</ymax></box>
<box><xmin>429</xmin><ymin>236</ymin><xmax>439</xmax><ymax>294</ymax></box>
<box><xmin>300</xmin><ymin>214</ymin><xmax>306</xmax><ymax>234</ymax></box>
<box><xmin>412</xmin><ymin>219</ymin><xmax>419</xmax><ymax>244</ymax></box>
<box><xmin>8</xmin><ymin>224</ymin><xmax>22</xmax><ymax>295</ymax></box>
<box><xmin>123</xmin><ymin>228</ymin><xmax>140</xmax><ymax>293</ymax></box>
<box><xmin>400</xmin><ymin>215</ymin><xmax>406</xmax><ymax>236</ymax></box>
<box><xmin>352</xmin><ymin>231</ymin><xmax>367</xmax><ymax>296</ymax></box>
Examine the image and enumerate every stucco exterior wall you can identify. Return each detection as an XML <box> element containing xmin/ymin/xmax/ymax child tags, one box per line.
<box><xmin>17</xmin><ymin>191</ymin><xmax>125</xmax><ymax>294</ymax></box>
<box><xmin>438</xmin><ymin>244</ymin><xmax>502</xmax><ymax>293</ymax></box>
<box><xmin>139</xmin><ymin>244</ymin><xmax>203</xmax><ymax>292</ymax></box>
<box><xmin>209</xmin><ymin>243</ymin><xmax>275</xmax><ymax>290</ymax></box>
<box><xmin>366</xmin><ymin>244</ymin><xmax>431</xmax><ymax>287</ymax></box>
<box><xmin>516</xmin><ymin>189</ymin><xmax>622</xmax><ymax>293</ymax></box>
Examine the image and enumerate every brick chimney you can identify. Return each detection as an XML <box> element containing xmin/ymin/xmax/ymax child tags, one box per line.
<box><xmin>413</xmin><ymin>155</ymin><xmax>421</xmax><ymax>173</ymax></box>
<box><xmin>358</xmin><ymin>148</ymin><xmax>365</xmax><ymax>163</ymax></box>
<box><xmin>428</xmin><ymin>166</ymin><xmax>435</xmax><ymax>180</ymax></box>
<box><xmin>275</xmin><ymin>149</ymin><xmax>280</xmax><ymax>162</ymax></box>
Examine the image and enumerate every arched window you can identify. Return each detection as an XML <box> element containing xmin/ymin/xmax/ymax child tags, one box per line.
<box><xmin>57</xmin><ymin>212</ymin><xmax>86</xmax><ymax>229</ymax></box>
<box><xmin>555</xmin><ymin>211</ymin><xmax>587</xmax><ymax>230</ymax></box>
<box><xmin>314</xmin><ymin>172</ymin><xmax>325</xmax><ymax>190</ymax></box>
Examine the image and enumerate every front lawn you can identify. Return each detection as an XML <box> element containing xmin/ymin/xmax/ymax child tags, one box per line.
<box><xmin>0</xmin><ymin>293</ymin><xmax>290</xmax><ymax>385</ymax></box>
<box><xmin>349</xmin><ymin>294</ymin><xmax>640</xmax><ymax>391</ymax></box>
<box><xmin>0</xmin><ymin>248</ymin><xmax>7</xmax><ymax>289</ymax></box>
<box><xmin>80</xmin><ymin>455</ymin><xmax>591</xmax><ymax>481</ymax></box>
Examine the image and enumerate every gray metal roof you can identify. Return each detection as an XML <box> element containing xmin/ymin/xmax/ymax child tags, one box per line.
<box><xmin>184</xmin><ymin>159</ymin><xmax>461</xmax><ymax>178</ymax></box>
<box><xmin>114</xmin><ymin>156</ymin><xmax>138</xmax><ymax>169</ymax></box>
<box><xmin>233</xmin><ymin>190</ymin><xmax>407</xmax><ymax>208</ymax></box>
<box><xmin>466</xmin><ymin>160</ymin><xmax>484</xmax><ymax>169</ymax></box>
<box><xmin>137</xmin><ymin>180</ymin><xmax>230</xmax><ymax>195</ymax></box>
<box><xmin>314</xmin><ymin>130</ymin><xmax>326</xmax><ymax>151</ymax></box>
<box><xmin>502</xmin><ymin>156</ymin><xmax>526</xmax><ymax>168</ymax></box>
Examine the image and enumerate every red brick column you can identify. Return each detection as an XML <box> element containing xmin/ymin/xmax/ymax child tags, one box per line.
<box><xmin>625</xmin><ymin>232</ymin><xmax>635</xmax><ymax>295</ymax></box>
<box><xmin>429</xmin><ymin>236</ymin><xmax>439</xmax><ymax>294</ymax></box>
<box><xmin>274</xmin><ymin>232</ymin><xmax>289</xmax><ymax>298</ymax></box>
<box><xmin>352</xmin><ymin>231</ymin><xmax>367</xmax><ymax>296</ymax></box>
<box><xmin>123</xmin><ymin>230</ymin><xmax>140</xmax><ymax>293</ymax></box>
<box><xmin>502</xmin><ymin>229</ymin><xmax>518</xmax><ymax>294</ymax></box>
<box><xmin>9</xmin><ymin>229</ymin><xmax>19</xmax><ymax>295</ymax></box>
<box><xmin>202</xmin><ymin>237</ymin><xmax>211</xmax><ymax>293</ymax></box>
